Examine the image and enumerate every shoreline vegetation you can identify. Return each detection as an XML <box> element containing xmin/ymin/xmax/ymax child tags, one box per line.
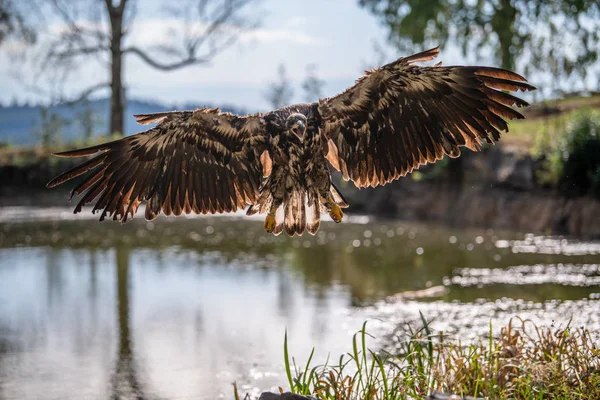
<box><xmin>239</xmin><ymin>317</ymin><xmax>599</xmax><ymax>400</ymax></box>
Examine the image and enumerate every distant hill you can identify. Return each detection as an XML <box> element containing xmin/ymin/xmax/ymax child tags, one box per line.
<box><xmin>0</xmin><ymin>97</ymin><xmax>248</xmax><ymax>146</ymax></box>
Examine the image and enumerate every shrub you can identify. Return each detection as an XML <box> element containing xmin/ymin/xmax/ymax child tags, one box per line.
<box><xmin>559</xmin><ymin>110</ymin><xmax>600</xmax><ymax>199</ymax></box>
<box><xmin>539</xmin><ymin>110</ymin><xmax>600</xmax><ymax>198</ymax></box>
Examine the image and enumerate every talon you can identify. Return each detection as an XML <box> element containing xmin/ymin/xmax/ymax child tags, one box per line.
<box><xmin>264</xmin><ymin>214</ymin><xmax>276</xmax><ymax>232</ymax></box>
<box><xmin>329</xmin><ymin>204</ymin><xmax>343</xmax><ymax>223</ymax></box>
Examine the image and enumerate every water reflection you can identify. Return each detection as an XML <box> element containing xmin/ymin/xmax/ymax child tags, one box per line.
<box><xmin>0</xmin><ymin>213</ymin><xmax>599</xmax><ymax>399</ymax></box>
<box><xmin>112</xmin><ymin>246</ymin><xmax>146</xmax><ymax>399</ymax></box>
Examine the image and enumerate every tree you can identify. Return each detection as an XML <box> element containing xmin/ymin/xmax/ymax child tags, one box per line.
<box><xmin>301</xmin><ymin>64</ymin><xmax>325</xmax><ymax>103</ymax></box>
<box><xmin>359</xmin><ymin>0</ymin><xmax>600</xmax><ymax>87</ymax></box>
<box><xmin>74</xmin><ymin>99</ymin><xmax>100</xmax><ymax>143</ymax></box>
<box><xmin>23</xmin><ymin>0</ymin><xmax>258</xmax><ymax>136</ymax></box>
<box><xmin>264</xmin><ymin>64</ymin><xmax>294</xmax><ymax>109</ymax></box>
<box><xmin>0</xmin><ymin>0</ymin><xmax>36</xmax><ymax>46</ymax></box>
<box><xmin>34</xmin><ymin>107</ymin><xmax>67</xmax><ymax>147</ymax></box>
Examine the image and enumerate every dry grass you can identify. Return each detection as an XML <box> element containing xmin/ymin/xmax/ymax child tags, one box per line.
<box><xmin>503</xmin><ymin>94</ymin><xmax>600</xmax><ymax>154</ymax></box>
<box><xmin>254</xmin><ymin>316</ymin><xmax>600</xmax><ymax>400</ymax></box>
<box><xmin>0</xmin><ymin>134</ymin><xmax>122</xmax><ymax>167</ymax></box>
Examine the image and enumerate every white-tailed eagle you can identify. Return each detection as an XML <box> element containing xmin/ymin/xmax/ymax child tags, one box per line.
<box><xmin>47</xmin><ymin>47</ymin><xmax>535</xmax><ymax>236</ymax></box>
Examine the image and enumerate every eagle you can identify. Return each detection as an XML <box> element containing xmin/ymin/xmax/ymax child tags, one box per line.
<box><xmin>47</xmin><ymin>47</ymin><xmax>534</xmax><ymax>236</ymax></box>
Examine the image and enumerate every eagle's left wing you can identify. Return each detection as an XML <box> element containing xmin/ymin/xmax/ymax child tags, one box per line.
<box><xmin>318</xmin><ymin>47</ymin><xmax>535</xmax><ymax>188</ymax></box>
<box><xmin>47</xmin><ymin>108</ymin><xmax>268</xmax><ymax>222</ymax></box>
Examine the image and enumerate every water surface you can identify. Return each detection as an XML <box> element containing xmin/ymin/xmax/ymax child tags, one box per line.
<box><xmin>0</xmin><ymin>208</ymin><xmax>599</xmax><ymax>399</ymax></box>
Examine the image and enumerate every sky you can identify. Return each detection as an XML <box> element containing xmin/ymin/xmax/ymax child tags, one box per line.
<box><xmin>0</xmin><ymin>0</ymin><xmax>481</xmax><ymax>112</ymax></box>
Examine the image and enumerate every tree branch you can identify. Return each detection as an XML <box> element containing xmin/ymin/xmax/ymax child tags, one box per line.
<box><xmin>123</xmin><ymin>45</ymin><xmax>214</xmax><ymax>71</ymax></box>
<box><xmin>62</xmin><ymin>82</ymin><xmax>111</xmax><ymax>105</ymax></box>
<box><xmin>124</xmin><ymin>0</ymin><xmax>258</xmax><ymax>72</ymax></box>
<box><xmin>51</xmin><ymin>45</ymin><xmax>110</xmax><ymax>61</ymax></box>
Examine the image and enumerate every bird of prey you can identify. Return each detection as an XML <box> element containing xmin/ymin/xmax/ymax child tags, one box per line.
<box><xmin>47</xmin><ymin>47</ymin><xmax>534</xmax><ymax>236</ymax></box>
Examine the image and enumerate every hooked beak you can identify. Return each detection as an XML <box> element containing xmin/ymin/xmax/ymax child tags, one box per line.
<box><xmin>291</xmin><ymin>121</ymin><xmax>306</xmax><ymax>140</ymax></box>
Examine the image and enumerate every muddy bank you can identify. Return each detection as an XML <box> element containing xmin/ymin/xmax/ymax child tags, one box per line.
<box><xmin>340</xmin><ymin>147</ymin><xmax>600</xmax><ymax>236</ymax></box>
<box><xmin>1</xmin><ymin>147</ymin><xmax>599</xmax><ymax>235</ymax></box>
<box><xmin>346</xmin><ymin>180</ymin><xmax>600</xmax><ymax>236</ymax></box>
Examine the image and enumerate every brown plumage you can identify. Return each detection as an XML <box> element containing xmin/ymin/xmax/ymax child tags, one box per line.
<box><xmin>47</xmin><ymin>47</ymin><xmax>534</xmax><ymax>235</ymax></box>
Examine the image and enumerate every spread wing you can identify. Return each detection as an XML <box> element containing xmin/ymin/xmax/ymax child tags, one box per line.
<box><xmin>318</xmin><ymin>47</ymin><xmax>535</xmax><ymax>188</ymax></box>
<box><xmin>47</xmin><ymin>108</ymin><xmax>268</xmax><ymax>222</ymax></box>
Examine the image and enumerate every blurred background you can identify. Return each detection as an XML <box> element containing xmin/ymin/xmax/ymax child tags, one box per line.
<box><xmin>0</xmin><ymin>0</ymin><xmax>599</xmax><ymax>399</ymax></box>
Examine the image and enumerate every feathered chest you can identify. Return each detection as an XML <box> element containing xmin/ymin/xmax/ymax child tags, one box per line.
<box><xmin>268</xmin><ymin>127</ymin><xmax>324</xmax><ymax>168</ymax></box>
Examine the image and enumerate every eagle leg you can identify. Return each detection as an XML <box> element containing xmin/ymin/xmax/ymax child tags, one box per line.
<box><xmin>327</xmin><ymin>195</ymin><xmax>344</xmax><ymax>223</ymax></box>
<box><xmin>264</xmin><ymin>213</ymin><xmax>276</xmax><ymax>233</ymax></box>
<box><xmin>264</xmin><ymin>201</ymin><xmax>281</xmax><ymax>233</ymax></box>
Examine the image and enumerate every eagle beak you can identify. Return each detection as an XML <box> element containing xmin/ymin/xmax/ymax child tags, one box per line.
<box><xmin>292</xmin><ymin>122</ymin><xmax>306</xmax><ymax>141</ymax></box>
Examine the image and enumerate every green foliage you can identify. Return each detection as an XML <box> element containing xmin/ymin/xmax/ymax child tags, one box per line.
<box><xmin>274</xmin><ymin>316</ymin><xmax>600</xmax><ymax>400</ymax></box>
<box><xmin>557</xmin><ymin>110</ymin><xmax>600</xmax><ymax>199</ymax></box>
<box><xmin>411</xmin><ymin>156</ymin><xmax>450</xmax><ymax>182</ymax></box>
<box><xmin>359</xmin><ymin>0</ymin><xmax>600</xmax><ymax>85</ymax></box>
<box><xmin>535</xmin><ymin>109</ymin><xmax>600</xmax><ymax>197</ymax></box>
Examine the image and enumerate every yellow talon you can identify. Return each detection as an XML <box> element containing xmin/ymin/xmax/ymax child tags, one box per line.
<box><xmin>329</xmin><ymin>204</ymin><xmax>344</xmax><ymax>223</ymax></box>
<box><xmin>264</xmin><ymin>213</ymin><xmax>276</xmax><ymax>232</ymax></box>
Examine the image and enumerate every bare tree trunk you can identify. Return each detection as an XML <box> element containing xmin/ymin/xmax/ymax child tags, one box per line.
<box><xmin>106</xmin><ymin>0</ymin><xmax>126</xmax><ymax>136</ymax></box>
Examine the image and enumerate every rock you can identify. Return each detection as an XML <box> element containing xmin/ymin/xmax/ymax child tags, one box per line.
<box><xmin>427</xmin><ymin>391</ymin><xmax>483</xmax><ymax>400</ymax></box>
<box><xmin>258</xmin><ymin>391</ymin><xmax>482</xmax><ymax>400</ymax></box>
<box><xmin>258</xmin><ymin>392</ymin><xmax>321</xmax><ymax>400</ymax></box>
<box><xmin>486</xmin><ymin>149</ymin><xmax>535</xmax><ymax>191</ymax></box>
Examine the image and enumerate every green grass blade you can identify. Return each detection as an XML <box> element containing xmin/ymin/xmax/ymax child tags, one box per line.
<box><xmin>284</xmin><ymin>328</ymin><xmax>294</xmax><ymax>391</ymax></box>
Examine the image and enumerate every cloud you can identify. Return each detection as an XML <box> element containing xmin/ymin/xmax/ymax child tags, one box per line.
<box><xmin>128</xmin><ymin>18</ymin><xmax>325</xmax><ymax>49</ymax></box>
<box><xmin>239</xmin><ymin>28</ymin><xmax>326</xmax><ymax>46</ymax></box>
<box><xmin>286</xmin><ymin>16</ymin><xmax>308</xmax><ymax>29</ymax></box>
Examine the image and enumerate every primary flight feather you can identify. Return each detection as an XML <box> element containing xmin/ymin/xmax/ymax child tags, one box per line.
<box><xmin>47</xmin><ymin>47</ymin><xmax>535</xmax><ymax>236</ymax></box>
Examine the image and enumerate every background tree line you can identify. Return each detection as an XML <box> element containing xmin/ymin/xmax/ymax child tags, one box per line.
<box><xmin>359</xmin><ymin>0</ymin><xmax>600</xmax><ymax>93</ymax></box>
<box><xmin>1</xmin><ymin>0</ymin><xmax>599</xmax><ymax>138</ymax></box>
<box><xmin>0</xmin><ymin>0</ymin><xmax>259</xmax><ymax>136</ymax></box>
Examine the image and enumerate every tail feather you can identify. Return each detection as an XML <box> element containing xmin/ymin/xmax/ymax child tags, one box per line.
<box><xmin>284</xmin><ymin>195</ymin><xmax>294</xmax><ymax>236</ymax></box>
<box><xmin>297</xmin><ymin>195</ymin><xmax>306</xmax><ymax>236</ymax></box>
<box><xmin>306</xmin><ymin>195</ymin><xmax>320</xmax><ymax>235</ymax></box>
<box><xmin>273</xmin><ymin>205</ymin><xmax>285</xmax><ymax>236</ymax></box>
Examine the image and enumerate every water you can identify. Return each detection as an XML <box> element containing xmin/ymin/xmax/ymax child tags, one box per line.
<box><xmin>0</xmin><ymin>208</ymin><xmax>599</xmax><ymax>399</ymax></box>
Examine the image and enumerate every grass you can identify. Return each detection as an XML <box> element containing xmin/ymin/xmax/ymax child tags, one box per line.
<box><xmin>239</xmin><ymin>315</ymin><xmax>600</xmax><ymax>400</ymax></box>
<box><xmin>504</xmin><ymin>94</ymin><xmax>600</xmax><ymax>155</ymax></box>
<box><xmin>0</xmin><ymin>133</ymin><xmax>122</xmax><ymax>167</ymax></box>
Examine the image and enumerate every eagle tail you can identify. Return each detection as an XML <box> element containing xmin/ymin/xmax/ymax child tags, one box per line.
<box><xmin>284</xmin><ymin>190</ymin><xmax>306</xmax><ymax>236</ymax></box>
<box><xmin>248</xmin><ymin>188</ymin><xmax>328</xmax><ymax>236</ymax></box>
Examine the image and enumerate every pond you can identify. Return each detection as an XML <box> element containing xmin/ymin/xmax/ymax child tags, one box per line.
<box><xmin>0</xmin><ymin>208</ymin><xmax>599</xmax><ymax>399</ymax></box>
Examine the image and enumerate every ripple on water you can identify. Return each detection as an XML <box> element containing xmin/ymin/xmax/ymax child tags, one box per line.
<box><xmin>367</xmin><ymin>297</ymin><xmax>600</xmax><ymax>345</ymax></box>
<box><xmin>448</xmin><ymin>263</ymin><xmax>600</xmax><ymax>287</ymax></box>
<box><xmin>496</xmin><ymin>233</ymin><xmax>600</xmax><ymax>255</ymax></box>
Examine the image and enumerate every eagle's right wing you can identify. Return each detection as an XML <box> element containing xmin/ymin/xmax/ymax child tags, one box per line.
<box><xmin>47</xmin><ymin>108</ymin><xmax>268</xmax><ymax>222</ymax></box>
<box><xmin>318</xmin><ymin>47</ymin><xmax>535</xmax><ymax>188</ymax></box>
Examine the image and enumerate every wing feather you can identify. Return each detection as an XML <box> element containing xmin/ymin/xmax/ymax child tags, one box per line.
<box><xmin>318</xmin><ymin>48</ymin><xmax>534</xmax><ymax>187</ymax></box>
<box><xmin>47</xmin><ymin>108</ymin><xmax>268</xmax><ymax>222</ymax></box>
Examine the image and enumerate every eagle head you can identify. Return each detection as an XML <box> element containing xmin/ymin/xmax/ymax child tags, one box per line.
<box><xmin>286</xmin><ymin>113</ymin><xmax>307</xmax><ymax>141</ymax></box>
